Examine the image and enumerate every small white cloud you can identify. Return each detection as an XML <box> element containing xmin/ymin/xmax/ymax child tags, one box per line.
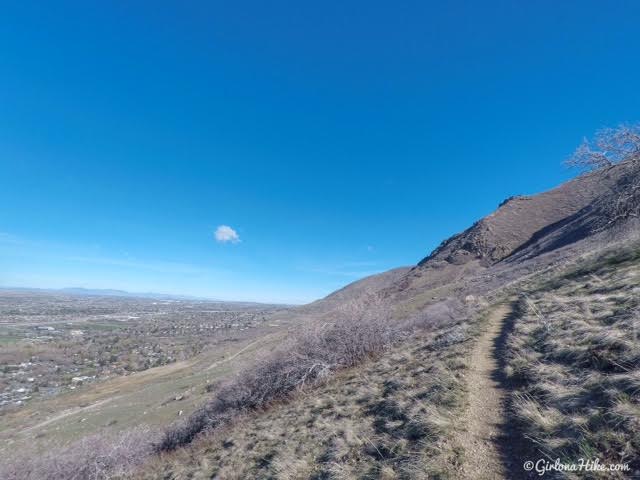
<box><xmin>214</xmin><ymin>225</ymin><xmax>240</xmax><ymax>244</ymax></box>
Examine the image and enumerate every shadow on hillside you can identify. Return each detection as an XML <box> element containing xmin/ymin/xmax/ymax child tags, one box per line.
<box><xmin>490</xmin><ymin>301</ymin><xmax>537</xmax><ymax>480</ymax></box>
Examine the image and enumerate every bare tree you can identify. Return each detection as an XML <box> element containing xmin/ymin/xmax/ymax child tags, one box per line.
<box><xmin>565</xmin><ymin>124</ymin><xmax>640</xmax><ymax>229</ymax></box>
<box><xmin>566</xmin><ymin>123</ymin><xmax>640</xmax><ymax>171</ymax></box>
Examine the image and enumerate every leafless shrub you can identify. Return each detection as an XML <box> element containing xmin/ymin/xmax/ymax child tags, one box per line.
<box><xmin>0</xmin><ymin>425</ymin><xmax>159</xmax><ymax>480</ymax></box>
<box><xmin>566</xmin><ymin>123</ymin><xmax>640</xmax><ymax>171</ymax></box>
<box><xmin>431</xmin><ymin>323</ymin><xmax>468</xmax><ymax>349</ymax></box>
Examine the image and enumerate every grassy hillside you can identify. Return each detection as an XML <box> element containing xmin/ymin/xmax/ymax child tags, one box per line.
<box><xmin>132</xmin><ymin>302</ymin><xmax>493</xmax><ymax>479</ymax></box>
<box><xmin>505</xmin><ymin>245</ymin><xmax>640</xmax><ymax>478</ymax></box>
<box><xmin>3</xmin><ymin>161</ymin><xmax>639</xmax><ymax>479</ymax></box>
<box><xmin>125</xmin><ymin>241</ymin><xmax>640</xmax><ymax>480</ymax></box>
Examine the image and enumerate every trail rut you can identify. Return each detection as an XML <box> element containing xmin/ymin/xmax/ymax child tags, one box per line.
<box><xmin>456</xmin><ymin>303</ymin><xmax>524</xmax><ymax>479</ymax></box>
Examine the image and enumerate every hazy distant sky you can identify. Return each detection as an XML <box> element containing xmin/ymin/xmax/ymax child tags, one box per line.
<box><xmin>1</xmin><ymin>1</ymin><xmax>639</xmax><ymax>303</ymax></box>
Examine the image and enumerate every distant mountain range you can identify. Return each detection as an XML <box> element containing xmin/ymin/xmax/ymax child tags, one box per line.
<box><xmin>0</xmin><ymin>286</ymin><xmax>219</xmax><ymax>302</ymax></box>
<box><xmin>59</xmin><ymin>287</ymin><xmax>215</xmax><ymax>301</ymax></box>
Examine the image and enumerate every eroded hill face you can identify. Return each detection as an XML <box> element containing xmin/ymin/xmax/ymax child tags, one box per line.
<box><xmin>507</xmin><ymin>160</ymin><xmax>640</xmax><ymax>261</ymax></box>
<box><xmin>296</xmin><ymin>161</ymin><xmax>640</xmax><ymax>326</ymax></box>
<box><xmin>419</xmin><ymin>162</ymin><xmax>639</xmax><ymax>266</ymax></box>
<box><xmin>300</xmin><ymin>161</ymin><xmax>640</xmax><ymax>334</ymax></box>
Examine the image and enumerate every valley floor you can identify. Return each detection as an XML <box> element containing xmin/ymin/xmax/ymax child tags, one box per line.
<box><xmin>0</xmin><ymin>331</ymin><xmax>283</xmax><ymax>451</ymax></box>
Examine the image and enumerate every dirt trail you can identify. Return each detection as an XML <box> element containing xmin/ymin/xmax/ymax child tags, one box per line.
<box><xmin>205</xmin><ymin>338</ymin><xmax>262</xmax><ymax>371</ymax></box>
<box><xmin>457</xmin><ymin>303</ymin><xmax>520</xmax><ymax>480</ymax></box>
<box><xmin>25</xmin><ymin>340</ymin><xmax>261</xmax><ymax>432</ymax></box>
<box><xmin>22</xmin><ymin>397</ymin><xmax>117</xmax><ymax>433</ymax></box>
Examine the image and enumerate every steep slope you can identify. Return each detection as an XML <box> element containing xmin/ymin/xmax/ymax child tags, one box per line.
<box><xmin>302</xmin><ymin>267</ymin><xmax>411</xmax><ymax>316</ymax></box>
<box><xmin>129</xmin><ymin>165</ymin><xmax>640</xmax><ymax>478</ymax></box>
<box><xmin>418</xmin><ymin>163</ymin><xmax>633</xmax><ymax>267</ymax></box>
<box><xmin>134</xmin><ymin>320</ymin><xmax>474</xmax><ymax>479</ymax></box>
<box><xmin>7</xmin><ymin>162</ymin><xmax>640</xmax><ymax>480</ymax></box>
<box><xmin>388</xmin><ymin>160</ymin><xmax>640</xmax><ymax>317</ymax></box>
<box><xmin>125</xmin><ymin>238</ymin><xmax>640</xmax><ymax>480</ymax></box>
<box><xmin>280</xmin><ymin>161</ymin><xmax>640</xmax><ymax>328</ymax></box>
<box><xmin>507</xmin><ymin>160</ymin><xmax>640</xmax><ymax>261</ymax></box>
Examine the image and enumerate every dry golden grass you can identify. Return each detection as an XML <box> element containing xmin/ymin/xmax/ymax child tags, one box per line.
<box><xmin>505</xmin><ymin>246</ymin><xmax>640</xmax><ymax>478</ymax></box>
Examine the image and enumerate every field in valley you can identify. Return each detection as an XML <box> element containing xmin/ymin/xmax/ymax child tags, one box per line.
<box><xmin>0</xmin><ymin>291</ymin><xmax>289</xmax><ymax>451</ymax></box>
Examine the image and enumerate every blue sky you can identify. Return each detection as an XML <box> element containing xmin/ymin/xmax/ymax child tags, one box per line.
<box><xmin>1</xmin><ymin>1</ymin><xmax>639</xmax><ymax>303</ymax></box>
